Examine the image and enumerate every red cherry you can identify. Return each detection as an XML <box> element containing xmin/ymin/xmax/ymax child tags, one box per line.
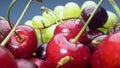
<box><xmin>36</xmin><ymin>43</ymin><xmax>47</xmax><ymax>60</ymax></box>
<box><xmin>54</xmin><ymin>20</ymin><xmax>89</xmax><ymax>45</ymax></box>
<box><xmin>0</xmin><ymin>34</ymin><xmax>4</xmax><ymax>43</ymax></box>
<box><xmin>0</xmin><ymin>20</ymin><xmax>12</xmax><ymax>36</ymax></box>
<box><xmin>46</xmin><ymin>34</ymin><xmax>90</xmax><ymax>68</ymax></box>
<box><xmin>6</xmin><ymin>25</ymin><xmax>38</xmax><ymax>59</ymax></box>
<box><xmin>91</xmin><ymin>32</ymin><xmax>120</xmax><ymax>68</ymax></box>
<box><xmin>81</xmin><ymin>5</ymin><xmax>108</xmax><ymax>30</ymax></box>
<box><xmin>0</xmin><ymin>46</ymin><xmax>17</xmax><ymax>68</ymax></box>
<box><xmin>16</xmin><ymin>59</ymin><xmax>38</xmax><ymax>68</ymax></box>
<box><xmin>30</xmin><ymin>58</ymin><xmax>50</xmax><ymax>68</ymax></box>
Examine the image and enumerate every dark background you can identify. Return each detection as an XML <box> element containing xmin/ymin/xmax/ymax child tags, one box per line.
<box><xmin>0</xmin><ymin>0</ymin><xmax>120</xmax><ymax>24</ymax></box>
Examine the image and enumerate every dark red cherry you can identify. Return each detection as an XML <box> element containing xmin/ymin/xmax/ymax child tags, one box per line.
<box><xmin>87</xmin><ymin>29</ymin><xmax>104</xmax><ymax>41</ymax></box>
<box><xmin>30</xmin><ymin>58</ymin><xmax>50</xmax><ymax>68</ymax></box>
<box><xmin>89</xmin><ymin>34</ymin><xmax>107</xmax><ymax>53</ymax></box>
<box><xmin>0</xmin><ymin>33</ymin><xmax>4</xmax><ymax>43</ymax></box>
<box><xmin>36</xmin><ymin>43</ymin><xmax>47</xmax><ymax>60</ymax></box>
<box><xmin>91</xmin><ymin>32</ymin><xmax>120</xmax><ymax>68</ymax></box>
<box><xmin>46</xmin><ymin>34</ymin><xmax>90</xmax><ymax>68</ymax></box>
<box><xmin>0</xmin><ymin>46</ymin><xmax>17</xmax><ymax>68</ymax></box>
<box><xmin>6</xmin><ymin>25</ymin><xmax>38</xmax><ymax>59</ymax></box>
<box><xmin>81</xmin><ymin>5</ymin><xmax>108</xmax><ymax>30</ymax></box>
<box><xmin>0</xmin><ymin>20</ymin><xmax>12</xmax><ymax>36</ymax></box>
<box><xmin>16</xmin><ymin>59</ymin><xmax>38</xmax><ymax>68</ymax></box>
<box><xmin>54</xmin><ymin>20</ymin><xmax>89</xmax><ymax>45</ymax></box>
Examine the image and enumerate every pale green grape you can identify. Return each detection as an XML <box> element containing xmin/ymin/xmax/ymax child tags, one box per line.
<box><xmin>42</xmin><ymin>11</ymin><xmax>58</xmax><ymax>24</ymax></box>
<box><xmin>32</xmin><ymin>15</ymin><xmax>51</xmax><ymax>28</ymax></box>
<box><xmin>24</xmin><ymin>20</ymin><xmax>33</xmax><ymax>26</ymax></box>
<box><xmin>104</xmin><ymin>11</ymin><xmax>118</xmax><ymax>28</ymax></box>
<box><xmin>32</xmin><ymin>16</ymin><xmax>52</xmax><ymax>44</ymax></box>
<box><xmin>64</xmin><ymin>2</ymin><xmax>81</xmax><ymax>18</ymax></box>
<box><xmin>43</xmin><ymin>23</ymin><xmax>59</xmax><ymax>42</ymax></box>
<box><xmin>98</xmin><ymin>11</ymin><xmax>118</xmax><ymax>33</ymax></box>
<box><xmin>81</xmin><ymin>1</ymin><xmax>96</xmax><ymax>13</ymax></box>
<box><xmin>54</xmin><ymin>5</ymin><xmax>64</xmax><ymax>19</ymax></box>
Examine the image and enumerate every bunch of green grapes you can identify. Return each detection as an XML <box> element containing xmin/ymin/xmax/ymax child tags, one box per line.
<box><xmin>24</xmin><ymin>1</ymin><xmax>118</xmax><ymax>44</ymax></box>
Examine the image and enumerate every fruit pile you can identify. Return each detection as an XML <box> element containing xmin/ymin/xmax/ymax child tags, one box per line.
<box><xmin>0</xmin><ymin>0</ymin><xmax>120</xmax><ymax>68</ymax></box>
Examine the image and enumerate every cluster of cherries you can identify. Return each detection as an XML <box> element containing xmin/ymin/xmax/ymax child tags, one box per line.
<box><xmin>0</xmin><ymin>0</ymin><xmax>120</xmax><ymax>68</ymax></box>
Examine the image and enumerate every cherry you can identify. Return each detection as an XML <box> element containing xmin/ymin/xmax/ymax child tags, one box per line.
<box><xmin>16</xmin><ymin>59</ymin><xmax>38</xmax><ymax>68</ymax></box>
<box><xmin>30</xmin><ymin>58</ymin><xmax>50</xmax><ymax>68</ymax></box>
<box><xmin>54</xmin><ymin>20</ymin><xmax>89</xmax><ymax>45</ymax></box>
<box><xmin>0</xmin><ymin>31</ymin><xmax>4</xmax><ymax>43</ymax></box>
<box><xmin>89</xmin><ymin>34</ymin><xmax>107</xmax><ymax>53</ymax></box>
<box><xmin>87</xmin><ymin>29</ymin><xmax>104</xmax><ymax>41</ymax></box>
<box><xmin>36</xmin><ymin>43</ymin><xmax>47</xmax><ymax>60</ymax></box>
<box><xmin>0</xmin><ymin>46</ymin><xmax>17</xmax><ymax>68</ymax></box>
<box><xmin>6</xmin><ymin>25</ymin><xmax>38</xmax><ymax>59</ymax></box>
<box><xmin>46</xmin><ymin>0</ymin><xmax>104</xmax><ymax>67</ymax></box>
<box><xmin>46</xmin><ymin>34</ymin><xmax>90</xmax><ymax>68</ymax></box>
<box><xmin>81</xmin><ymin>5</ymin><xmax>108</xmax><ymax>30</ymax></box>
<box><xmin>0</xmin><ymin>20</ymin><xmax>12</xmax><ymax>36</ymax></box>
<box><xmin>91</xmin><ymin>32</ymin><xmax>120</xmax><ymax>68</ymax></box>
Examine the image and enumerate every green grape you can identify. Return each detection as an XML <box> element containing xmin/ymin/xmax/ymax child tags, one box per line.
<box><xmin>104</xmin><ymin>11</ymin><xmax>118</xmax><ymax>28</ymax></box>
<box><xmin>54</xmin><ymin>5</ymin><xmax>64</xmax><ymax>19</ymax></box>
<box><xmin>81</xmin><ymin>1</ymin><xmax>96</xmax><ymax>13</ymax></box>
<box><xmin>24</xmin><ymin>20</ymin><xmax>42</xmax><ymax>44</ymax></box>
<box><xmin>98</xmin><ymin>11</ymin><xmax>118</xmax><ymax>33</ymax></box>
<box><xmin>24</xmin><ymin>20</ymin><xmax>33</xmax><ymax>26</ymax></box>
<box><xmin>42</xmin><ymin>11</ymin><xmax>58</xmax><ymax>24</ymax></box>
<box><xmin>32</xmin><ymin>15</ymin><xmax>52</xmax><ymax>44</ymax></box>
<box><xmin>64</xmin><ymin>2</ymin><xmax>81</xmax><ymax>18</ymax></box>
<box><xmin>32</xmin><ymin>15</ymin><xmax>52</xmax><ymax>28</ymax></box>
<box><xmin>43</xmin><ymin>23</ymin><xmax>59</xmax><ymax>42</ymax></box>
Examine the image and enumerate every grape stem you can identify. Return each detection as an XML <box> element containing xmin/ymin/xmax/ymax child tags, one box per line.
<box><xmin>7</xmin><ymin>0</ymin><xmax>23</xmax><ymax>40</ymax></box>
<box><xmin>33</xmin><ymin>16</ymin><xmax>79</xmax><ymax>29</ymax></box>
<box><xmin>109</xmin><ymin>0</ymin><xmax>120</xmax><ymax>18</ymax></box>
<box><xmin>41</xmin><ymin>6</ymin><xmax>64</xmax><ymax>23</ymax></box>
<box><xmin>71</xmin><ymin>0</ymin><xmax>104</xmax><ymax>44</ymax></box>
<box><xmin>0</xmin><ymin>0</ymin><xmax>33</xmax><ymax>46</ymax></box>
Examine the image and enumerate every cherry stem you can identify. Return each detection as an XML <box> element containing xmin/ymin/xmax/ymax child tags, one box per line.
<box><xmin>109</xmin><ymin>0</ymin><xmax>120</xmax><ymax>18</ymax></box>
<box><xmin>0</xmin><ymin>30</ymin><xmax>6</xmax><ymax>38</ymax></box>
<box><xmin>0</xmin><ymin>0</ymin><xmax>33</xmax><ymax>46</ymax></box>
<box><xmin>41</xmin><ymin>6</ymin><xmax>63</xmax><ymax>23</ymax></box>
<box><xmin>71</xmin><ymin>0</ymin><xmax>104</xmax><ymax>44</ymax></box>
<box><xmin>7</xmin><ymin>0</ymin><xmax>23</xmax><ymax>40</ymax></box>
<box><xmin>56</xmin><ymin>56</ymin><xmax>73</xmax><ymax>68</ymax></box>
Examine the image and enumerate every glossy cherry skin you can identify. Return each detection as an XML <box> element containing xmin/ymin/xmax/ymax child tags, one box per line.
<box><xmin>81</xmin><ymin>5</ymin><xmax>108</xmax><ymax>30</ymax></box>
<box><xmin>54</xmin><ymin>20</ymin><xmax>89</xmax><ymax>45</ymax></box>
<box><xmin>0</xmin><ymin>20</ymin><xmax>12</xmax><ymax>43</ymax></box>
<box><xmin>0</xmin><ymin>34</ymin><xmax>4</xmax><ymax>43</ymax></box>
<box><xmin>36</xmin><ymin>43</ymin><xmax>47</xmax><ymax>60</ymax></box>
<box><xmin>30</xmin><ymin>58</ymin><xmax>50</xmax><ymax>68</ymax></box>
<box><xmin>16</xmin><ymin>59</ymin><xmax>38</xmax><ymax>68</ymax></box>
<box><xmin>6</xmin><ymin>25</ymin><xmax>38</xmax><ymax>59</ymax></box>
<box><xmin>0</xmin><ymin>46</ymin><xmax>17</xmax><ymax>68</ymax></box>
<box><xmin>46</xmin><ymin>34</ymin><xmax>90</xmax><ymax>68</ymax></box>
<box><xmin>0</xmin><ymin>20</ymin><xmax>12</xmax><ymax>36</ymax></box>
<box><xmin>91</xmin><ymin>32</ymin><xmax>120</xmax><ymax>68</ymax></box>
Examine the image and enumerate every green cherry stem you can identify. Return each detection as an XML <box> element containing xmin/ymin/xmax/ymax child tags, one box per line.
<box><xmin>7</xmin><ymin>0</ymin><xmax>23</xmax><ymax>40</ymax></box>
<box><xmin>109</xmin><ymin>0</ymin><xmax>120</xmax><ymax>18</ymax></box>
<box><xmin>7</xmin><ymin>0</ymin><xmax>16</xmax><ymax>28</ymax></box>
<box><xmin>0</xmin><ymin>30</ymin><xmax>6</xmax><ymax>38</ymax></box>
<box><xmin>0</xmin><ymin>0</ymin><xmax>33</xmax><ymax>46</ymax></box>
<box><xmin>71</xmin><ymin>0</ymin><xmax>104</xmax><ymax>44</ymax></box>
